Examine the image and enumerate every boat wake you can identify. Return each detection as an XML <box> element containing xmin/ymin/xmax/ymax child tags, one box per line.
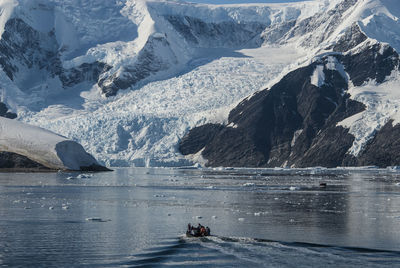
<box><xmin>108</xmin><ymin>235</ymin><xmax>400</xmax><ymax>267</ymax></box>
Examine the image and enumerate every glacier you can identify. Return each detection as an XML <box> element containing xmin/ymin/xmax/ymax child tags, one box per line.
<box><xmin>0</xmin><ymin>0</ymin><xmax>400</xmax><ymax>167</ymax></box>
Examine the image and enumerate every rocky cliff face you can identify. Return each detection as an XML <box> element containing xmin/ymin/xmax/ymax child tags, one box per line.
<box><xmin>0</xmin><ymin>102</ymin><xmax>16</xmax><ymax>119</ymax></box>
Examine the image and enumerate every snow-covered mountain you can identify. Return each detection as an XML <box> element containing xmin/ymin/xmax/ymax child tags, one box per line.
<box><xmin>1</xmin><ymin>0</ymin><xmax>400</xmax><ymax>167</ymax></box>
<box><xmin>181</xmin><ymin>0</ymin><xmax>400</xmax><ymax>168</ymax></box>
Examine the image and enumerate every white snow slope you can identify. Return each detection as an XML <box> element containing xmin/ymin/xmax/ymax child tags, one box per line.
<box><xmin>0</xmin><ymin>117</ymin><xmax>100</xmax><ymax>170</ymax></box>
<box><xmin>0</xmin><ymin>0</ymin><xmax>399</xmax><ymax>167</ymax></box>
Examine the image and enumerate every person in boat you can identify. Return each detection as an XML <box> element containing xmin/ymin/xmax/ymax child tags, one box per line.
<box><xmin>194</xmin><ymin>224</ymin><xmax>201</xmax><ymax>236</ymax></box>
<box><xmin>187</xmin><ymin>223</ymin><xmax>210</xmax><ymax>237</ymax></box>
<box><xmin>187</xmin><ymin>223</ymin><xmax>194</xmax><ymax>236</ymax></box>
<box><xmin>200</xmin><ymin>225</ymin><xmax>206</xmax><ymax>236</ymax></box>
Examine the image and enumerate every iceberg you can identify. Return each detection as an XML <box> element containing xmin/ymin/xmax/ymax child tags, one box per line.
<box><xmin>0</xmin><ymin>117</ymin><xmax>109</xmax><ymax>171</ymax></box>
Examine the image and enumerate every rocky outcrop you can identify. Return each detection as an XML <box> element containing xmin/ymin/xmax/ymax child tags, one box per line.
<box><xmin>332</xmin><ymin>23</ymin><xmax>367</xmax><ymax>52</ymax></box>
<box><xmin>166</xmin><ymin>15</ymin><xmax>266</xmax><ymax>48</ymax></box>
<box><xmin>0</xmin><ymin>18</ymin><xmax>109</xmax><ymax>92</ymax></box>
<box><xmin>98</xmin><ymin>34</ymin><xmax>176</xmax><ymax>97</ymax></box>
<box><xmin>356</xmin><ymin>121</ymin><xmax>400</xmax><ymax>167</ymax></box>
<box><xmin>341</xmin><ymin>42</ymin><xmax>399</xmax><ymax>86</ymax></box>
<box><xmin>0</xmin><ymin>102</ymin><xmax>16</xmax><ymax>119</ymax></box>
<box><xmin>179</xmin><ymin>123</ymin><xmax>224</xmax><ymax>155</ymax></box>
<box><xmin>0</xmin><ymin>151</ymin><xmax>49</xmax><ymax>170</ymax></box>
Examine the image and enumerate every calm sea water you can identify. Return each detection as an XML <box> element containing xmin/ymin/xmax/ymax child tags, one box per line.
<box><xmin>1</xmin><ymin>167</ymin><xmax>400</xmax><ymax>267</ymax></box>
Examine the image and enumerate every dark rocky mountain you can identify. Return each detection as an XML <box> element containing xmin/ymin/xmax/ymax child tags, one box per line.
<box><xmin>179</xmin><ymin>34</ymin><xmax>400</xmax><ymax>168</ymax></box>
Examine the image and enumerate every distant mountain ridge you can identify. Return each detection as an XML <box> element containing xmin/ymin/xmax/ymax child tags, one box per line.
<box><xmin>1</xmin><ymin>0</ymin><xmax>400</xmax><ymax>167</ymax></box>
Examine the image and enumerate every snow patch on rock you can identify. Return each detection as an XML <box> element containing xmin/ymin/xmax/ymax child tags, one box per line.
<box><xmin>338</xmin><ymin>71</ymin><xmax>400</xmax><ymax>156</ymax></box>
<box><xmin>311</xmin><ymin>65</ymin><xmax>325</xmax><ymax>87</ymax></box>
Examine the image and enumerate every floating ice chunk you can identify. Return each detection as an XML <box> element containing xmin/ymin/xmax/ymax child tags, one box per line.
<box><xmin>193</xmin><ymin>163</ymin><xmax>202</xmax><ymax>169</ymax></box>
<box><xmin>254</xmin><ymin>211</ymin><xmax>268</xmax><ymax>216</ymax></box>
<box><xmin>243</xmin><ymin>182</ymin><xmax>255</xmax><ymax>187</ymax></box>
<box><xmin>66</xmin><ymin>176</ymin><xmax>76</xmax><ymax>180</ymax></box>
<box><xmin>77</xmin><ymin>174</ymin><xmax>92</xmax><ymax>179</ymax></box>
<box><xmin>289</xmin><ymin>186</ymin><xmax>298</xmax><ymax>191</ymax></box>
<box><xmin>206</xmin><ymin>186</ymin><xmax>214</xmax><ymax>189</ymax></box>
<box><xmin>152</xmin><ymin>32</ymin><xmax>166</xmax><ymax>39</ymax></box>
<box><xmin>85</xmin><ymin>217</ymin><xmax>110</xmax><ymax>222</ymax></box>
<box><xmin>214</xmin><ymin>167</ymin><xmax>224</xmax><ymax>171</ymax></box>
<box><xmin>388</xmin><ymin>166</ymin><xmax>400</xmax><ymax>172</ymax></box>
